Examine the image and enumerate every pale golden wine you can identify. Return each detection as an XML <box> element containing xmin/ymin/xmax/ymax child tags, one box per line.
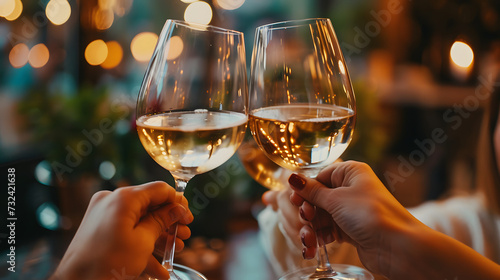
<box><xmin>238</xmin><ymin>140</ymin><xmax>291</xmax><ymax>190</ymax></box>
<box><xmin>137</xmin><ymin>110</ymin><xmax>247</xmax><ymax>180</ymax></box>
<box><xmin>249</xmin><ymin>104</ymin><xmax>354</xmax><ymax>176</ymax></box>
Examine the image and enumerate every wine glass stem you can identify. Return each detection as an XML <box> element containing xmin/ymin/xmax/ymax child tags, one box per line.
<box><xmin>162</xmin><ymin>179</ymin><xmax>188</xmax><ymax>273</ymax></box>
<box><xmin>316</xmin><ymin>242</ymin><xmax>333</xmax><ymax>274</ymax></box>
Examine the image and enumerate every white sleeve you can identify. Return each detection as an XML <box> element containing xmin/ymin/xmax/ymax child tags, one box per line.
<box><xmin>257</xmin><ymin>205</ymin><xmax>363</xmax><ymax>276</ymax></box>
<box><xmin>257</xmin><ymin>205</ymin><xmax>316</xmax><ymax>276</ymax></box>
<box><xmin>407</xmin><ymin>196</ymin><xmax>494</xmax><ymax>258</ymax></box>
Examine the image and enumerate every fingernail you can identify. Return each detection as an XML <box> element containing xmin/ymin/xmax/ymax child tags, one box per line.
<box><xmin>301</xmin><ymin>233</ymin><xmax>306</xmax><ymax>246</ymax></box>
<box><xmin>299</xmin><ymin>208</ymin><xmax>308</xmax><ymax>221</ymax></box>
<box><xmin>262</xmin><ymin>192</ymin><xmax>272</xmax><ymax>204</ymax></box>
<box><xmin>169</xmin><ymin>205</ymin><xmax>186</xmax><ymax>222</ymax></box>
<box><xmin>302</xmin><ymin>248</ymin><xmax>307</xmax><ymax>259</ymax></box>
<box><xmin>289</xmin><ymin>174</ymin><xmax>306</xmax><ymax>190</ymax></box>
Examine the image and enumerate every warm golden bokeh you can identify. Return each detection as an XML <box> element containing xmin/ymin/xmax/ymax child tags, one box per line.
<box><xmin>101</xmin><ymin>41</ymin><xmax>123</xmax><ymax>69</ymax></box>
<box><xmin>0</xmin><ymin>0</ymin><xmax>15</xmax><ymax>17</ymax></box>
<box><xmin>165</xmin><ymin>36</ymin><xmax>184</xmax><ymax>60</ymax></box>
<box><xmin>85</xmin><ymin>39</ymin><xmax>108</xmax><ymax>66</ymax></box>
<box><xmin>450</xmin><ymin>41</ymin><xmax>474</xmax><ymax>68</ymax></box>
<box><xmin>184</xmin><ymin>1</ymin><xmax>212</xmax><ymax>25</ymax></box>
<box><xmin>9</xmin><ymin>43</ymin><xmax>30</xmax><ymax>68</ymax></box>
<box><xmin>28</xmin><ymin>44</ymin><xmax>50</xmax><ymax>68</ymax></box>
<box><xmin>46</xmin><ymin>0</ymin><xmax>72</xmax><ymax>25</ymax></box>
<box><xmin>98</xmin><ymin>0</ymin><xmax>116</xmax><ymax>10</ymax></box>
<box><xmin>214</xmin><ymin>0</ymin><xmax>245</xmax><ymax>10</ymax></box>
<box><xmin>5</xmin><ymin>0</ymin><xmax>22</xmax><ymax>21</ymax></box>
<box><xmin>131</xmin><ymin>32</ymin><xmax>158</xmax><ymax>62</ymax></box>
<box><xmin>93</xmin><ymin>7</ymin><xmax>114</xmax><ymax>30</ymax></box>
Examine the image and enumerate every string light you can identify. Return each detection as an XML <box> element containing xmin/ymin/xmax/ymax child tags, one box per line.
<box><xmin>450</xmin><ymin>41</ymin><xmax>474</xmax><ymax>68</ymax></box>
<box><xmin>0</xmin><ymin>0</ymin><xmax>15</xmax><ymax>17</ymax></box>
<box><xmin>184</xmin><ymin>1</ymin><xmax>212</xmax><ymax>25</ymax></box>
<box><xmin>131</xmin><ymin>32</ymin><xmax>158</xmax><ymax>62</ymax></box>
<box><xmin>9</xmin><ymin>43</ymin><xmax>29</xmax><ymax>68</ymax></box>
<box><xmin>28</xmin><ymin>44</ymin><xmax>50</xmax><ymax>68</ymax></box>
<box><xmin>85</xmin><ymin>39</ymin><xmax>108</xmax><ymax>66</ymax></box>
<box><xmin>101</xmin><ymin>41</ymin><xmax>123</xmax><ymax>69</ymax></box>
<box><xmin>214</xmin><ymin>0</ymin><xmax>245</xmax><ymax>10</ymax></box>
<box><xmin>46</xmin><ymin>0</ymin><xmax>71</xmax><ymax>25</ymax></box>
<box><xmin>5</xmin><ymin>0</ymin><xmax>22</xmax><ymax>21</ymax></box>
<box><xmin>165</xmin><ymin>36</ymin><xmax>184</xmax><ymax>60</ymax></box>
<box><xmin>94</xmin><ymin>7</ymin><xmax>114</xmax><ymax>30</ymax></box>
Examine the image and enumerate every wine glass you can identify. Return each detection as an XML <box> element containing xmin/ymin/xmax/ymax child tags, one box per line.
<box><xmin>237</xmin><ymin>133</ymin><xmax>291</xmax><ymax>191</ymax></box>
<box><xmin>249</xmin><ymin>18</ymin><xmax>372</xmax><ymax>280</ymax></box>
<box><xmin>136</xmin><ymin>19</ymin><xmax>248</xmax><ymax>280</ymax></box>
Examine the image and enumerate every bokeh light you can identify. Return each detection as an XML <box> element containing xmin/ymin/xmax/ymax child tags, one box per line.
<box><xmin>98</xmin><ymin>0</ymin><xmax>116</xmax><ymax>9</ymax></box>
<box><xmin>5</xmin><ymin>0</ymin><xmax>22</xmax><ymax>21</ymax></box>
<box><xmin>0</xmin><ymin>0</ymin><xmax>15</xmax><ymax>17</ymax></box>
<box><xmin>46</xmin><ymin>0</ymin><xmax>71</xmax><ymax>25</ymax></box>
<box><xmin>180</xmin><ymin>0</ymin><xmax>198</xmax><ymax>3</ymax></box>
<box><xmin>9</xmin><ymin>43</ymin><xmax>29</xmax><ymax>68</ymax></box>
<box><xmin>184</xmin><ymin>1</ymin><xmax>212</xmax><ymax>25</ymax></box>
<box><xmin>35</xmin><ymin>160</ymin><xmax>53</xmax><ymax>186</ymax></box>
<box><xmin>85</xmin><ymin>39</ymin><xmax>108</xmax><ymax>66</ymax></box>
<box><xmin>36</xmin><ymin>202</ymin><xmax>60</xmax><ymax>230</ymax></box>
<box><xmin>131</xmin><ymin>32</ymin><xmax>158</xmax><ymax>62</ymax></box>
<box><xmin>215</xmin><ymin>0</ymin><xmax>245</xmax><ymax>10</ymax></box>
<box><xmin>99</xmin><ymin>161</ymin><xmax>116</xmax><ymax>180</ymax></box>
<box><xmin>450</xmin><ymin>41</ymin><xmax>474</xmax><ymax>68</ymax></box>
<box><xmin>101</xmin><ymin>41</ymin><xmax>123</xmax><ymax>69</ymax></box>
<box><xmin>94</xmin><ymin>7</ymin><xmax>114</xmax><ymax>30</ymax></box>
<box><xmin>28</xmin><ymin>43</ymin><xmax>50</xmax><ymax>68</ymax></box>
<box><xmin>165</xmin><ymin>36</ymin><xmax>184</xmax><ymax>60</ymax></box>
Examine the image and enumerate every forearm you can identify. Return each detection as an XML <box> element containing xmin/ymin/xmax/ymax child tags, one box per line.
<box><xmin>390</xmin><ymin>224</ymin><xmax>500</xmax><ymax>280</ymax></box>
<box><xmin>49</xmin><ymin>253</ymin><xmax>112</xmax><ymax>280</ymax></box>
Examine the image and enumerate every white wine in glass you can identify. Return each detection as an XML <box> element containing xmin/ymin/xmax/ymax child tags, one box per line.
<box><xmin>237</xmin><ymin>135</ymin><xmax>291</xmax><ymax>191</ymax></box>
<box><xmin>136</xmin><ymin>19</ymin><xmax>248</xmax><ymax>280</ymax></box>
<box><xmin>249</xmin><ymin>18</ymin><xmax>373</xmax><ymax>280</ymax></box>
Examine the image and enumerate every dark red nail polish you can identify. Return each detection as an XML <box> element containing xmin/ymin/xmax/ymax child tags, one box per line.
<box><xmin>301</xmin><ymin>233</ymin><xmax>306</xmax><ymax>246</ymax></box>
<box><xmin>289</xmin><ymin>174</ymin><xmax>306</xmax><ymax>190</ymax></box>
<box><xmin>302</xmin><ymin>248</ymin><xmax>307</xmax><ymax>259</ymax></box>
<box><xmin>299</xmin><ymin>208</ymin><xmax>308</xmax><ymax>221</ymax></box>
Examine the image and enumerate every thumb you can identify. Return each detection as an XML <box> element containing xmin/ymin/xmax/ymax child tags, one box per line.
<box><xmin>288</xmin><ymin>174</ymin><xmax>336</xmax><ymax>214</ymax></box>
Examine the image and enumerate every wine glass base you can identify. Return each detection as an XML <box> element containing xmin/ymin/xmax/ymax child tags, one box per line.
<box><xmin>279</xmin><ymin>264</ymin><xmax>373</xmax><ymax>280</ymax></box>
<box><xmin>149</xmin><ymin>264</ymin><xmax>207</xmax><ymax>280</ymax></box>
<box><xmin>172</xmin><ymin>264</ymin><xmax>208</xmax><ymax>280</ymax></box>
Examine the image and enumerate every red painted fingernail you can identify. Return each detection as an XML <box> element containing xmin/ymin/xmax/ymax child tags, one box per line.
<box><xmin>289</xmin><ymin>174</ymin><xmax>306</xmax><ymax>190</ymax></box>
<box><xmin>302</xmin><ymin>248</ymin><xmax>307</xmax><ymax>259</ymax></box>
<box><xmin>301</xmin><ymin>233</ymin><xmax>306</xmax><ymax>246</ymax></box>
<box><xmin>299</xmin><ymin>208</ymin><xmax>308</xmax><ymax>221</ymax></box>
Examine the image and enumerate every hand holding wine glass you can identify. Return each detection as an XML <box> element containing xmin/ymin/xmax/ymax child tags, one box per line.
<box><xmin>136</xmin><ymin>19</ymin><xmax>248</xmax><ymax>280</ymax></box>
<box><xmin>249</xmin><ymin>18</ymin><xmax>372</xmax><ymax>279</ymax></box>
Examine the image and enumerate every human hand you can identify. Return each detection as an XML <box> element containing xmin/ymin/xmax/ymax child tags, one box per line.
<box><xmin>289</xmin><ymin>161</ymin><xmax>422</xmax><ymax>276</ymax></box>
<box><xmin>262</xmin><ymin>188</ymin><xmax>304</xmax><ymax>250</ymax></box>
<box><xmin>52</xmin><ymin>181</ymin><xmax>194</xmax><ymax>280</ymax></box>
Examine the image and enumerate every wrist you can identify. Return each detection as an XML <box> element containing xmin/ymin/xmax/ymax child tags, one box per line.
<box><xmin>388</xmin><ymin>221</ymin><xmax>500</xmax><ymax>280</ymax></box>
<box><xmin>378</xmin><ymin>219</ymin><xmax>432</xmax><ymax>279</ymax></box>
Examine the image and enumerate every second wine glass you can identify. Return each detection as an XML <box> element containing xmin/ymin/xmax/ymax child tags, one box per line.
<box><xmin>249</xmin><ymin>18</ymin><xmax>372</xmax><ymax>280</ymax></box>
<box><xmin>136</xmin><ymin>19</ymin><xmax>248</xmax><ymax>280</ymax></box>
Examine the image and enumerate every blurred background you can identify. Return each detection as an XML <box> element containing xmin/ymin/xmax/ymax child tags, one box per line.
<box><xmin>1</xmin><ymin>0</ymin><xmax>499</xmax><ymax>279</ymax></box>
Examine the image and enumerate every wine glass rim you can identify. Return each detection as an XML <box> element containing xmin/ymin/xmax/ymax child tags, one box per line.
<box><xmin>166</xmin><ymin>19</ymin><xmax>243</xmax><ymax>35</ymax></box>
<box><xmin>256</xmin><ymin>18</ymin><xmax>331</xmax><ymax>30</ymax></box>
